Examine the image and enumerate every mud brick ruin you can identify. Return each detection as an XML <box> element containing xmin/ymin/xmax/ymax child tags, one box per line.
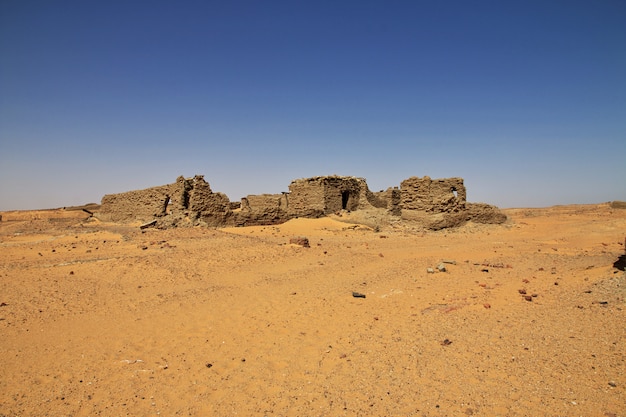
<box><xmin>96</xmin><ymin>174</ymin><xmax>506</xmax><ymax>229</ymax></box>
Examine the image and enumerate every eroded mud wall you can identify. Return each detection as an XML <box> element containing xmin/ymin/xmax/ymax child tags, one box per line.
<box><xmin>238</xmin><ymin>194</ymin><xmax>289</xmax><ymax>225</ymax></box>
<box><xmin>287</xmin><ymin>177</ymin><xmax>327</xmax><ymax>217</ymax></box>
<box><xmin>98</xmin><ymin>182</ymin><xmax>181</xmax><ymax>222</ymax></box>
<box><xmin>400</xmin><ymin>176</ymin><xmax>466</xmax><ymax>213</ymax></box>
<box><xmin>97</xmin><ymin>173</ymin><xmax>503</xmax><ymax>229</ymax></box>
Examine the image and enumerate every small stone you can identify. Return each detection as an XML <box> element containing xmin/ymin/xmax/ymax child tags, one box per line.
<box><xmin>289</xmin><ymin>237</ymin><xmax>310</xmax><ymax>248</ymax></box>
<box><xmin>427</xmin><ymin>268</ymin><xmax>435</xmax><ymax>274</ymax></box>
<box><xmin>483</xmin><ymin>303</ymin><xmax>491</xmax><ymax>309</ymax></box>
<box><xmin>352</xmin><ymin>292</ymin><xmax>366</xmax><ymax>298</ymax></box>
<box><xmin>442</xmin><ymin>259</ymin><xmax>457</xmax><ymax>265</ymax></box>
<box><xmin>437</xmin><ymin>263</ymin><xmax>447</xmax><ymax>272</ymax></box>
<box><xmin>524</xmin><ymin>295</ymin><xmax>533</xmax><ymax>302</ymax></box>
<box><xmin>440</xmin><ymin>339</ymin><xmax>452</xmax><ymax>346</ymax></box>
<box><xmin>608</xmin><ymin>381</ymin><xmax>617</xmax><ymax>387</ymax></box>
<box><xmin>518</xmin><ymin>289</ymin><xmax>527</xmax><ymax>295</ymax></box>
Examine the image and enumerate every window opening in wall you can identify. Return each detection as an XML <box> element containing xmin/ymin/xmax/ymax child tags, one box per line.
<box><xmin>342</xmin><ymin>191</ymin><xmax>350</xmax><ymax>210</ymax></box>
<box><xmin>162</xmin><ymin>196</ymin><xmax>171</xmax><ymax>215</ymax></box>
<box><xmin>451</xmin><ymin>187</ymin><xmax>458</xmax><ymax>199</ymax></box>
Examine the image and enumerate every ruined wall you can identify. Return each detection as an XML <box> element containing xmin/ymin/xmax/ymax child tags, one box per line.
<box><xmin>374</xmin><ymin>187</ymin><xmax>402</xmax><ymax>215</ymax></box>
<box><xmin>96</xmin><ymin>173</ymin><xmax>503</xmax><ymax>229</ymax></box>
<box><xmin>97</xmin><ymin>175</ymin><xmax>236</xmax><ymax>226</ymax></box>
<box><xmin>237</xmin><ymin>193</ymin><xmax>289</xmax><ymax>225</ymax></box>
<box><xmin>186</xmin><ymin>176</ymin><xmax>235</xmax><ymax>227</ymax></box>
<box><xmin>321</xmin><ymin>176</ymin><xmax>363</xmax><ymax>213</ymax></box>
<box><xmin>400</xmin><ymin>176</ymin><xmax>466</xmax><ymax>213</ymax></box>
<box><xmin>98</xmin><ymin>182</ymin><xmax>180</xmax><ymax>222</ymax></box>
<box><xmin>287</xmin><ymin>177</ymin><xmax>328</xmax><ymax>217</ymax></box>
<box><xmin>287</xmin><ymin>176</ymin><xmax>376</xmax><ymax>217</ymax></box>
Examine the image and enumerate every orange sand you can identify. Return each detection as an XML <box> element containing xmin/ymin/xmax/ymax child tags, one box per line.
<box><xmin>1</xmin><ymin>204</ymin><xmax>624</xmax><ymax>416</ymax></box>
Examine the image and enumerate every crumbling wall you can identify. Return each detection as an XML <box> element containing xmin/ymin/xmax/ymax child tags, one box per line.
<box><xmin>96</xmin><ymin>173</ymin><xmax>504</xmax><ymax>229</ymax></box>
<box><xmin>186</xmin><ymin>175</ymin><xmax>234</xmax><ymax>227</ymax></box>
<box><xmin>287</xmin><ymin>176</ymin><xmax>376</xmax><ymax>217</ymax></box>
<box><xmin>98</xmin><ymin>182</ymin><xmax>181</xmax><ymax>222</ymax></box>
<box><xmin>400</xmin><ymin>176</ymin><xmax>466</xmax><ymax>213</ymax></box>
<box><xmin>287</xmin><ymin>177</ymin><xmax>329</xmax><ymax>217</ymax></box>
<box><xmin>321</xmin><ymin>176</ymin><xmax>363</xmax><ymax>213</ymax></box>
<box><xmin>237</xmin><ymin>193</ymin><xmax>289</xmax><ymax>225</ymax></box>
<box><xmin>374</xmin><ymin>187</ymin><xmax>402</xmax><ymax>215</ymax></box>
<box><xmin>97</xmin><ymin>175</ymin><xmax>235</xmax><ymax>226</ymax></box>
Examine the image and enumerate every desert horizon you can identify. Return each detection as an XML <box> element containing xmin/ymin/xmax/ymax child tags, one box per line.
<box><xmin>3</xmin><ymin>2</ymin><xmax>624</xmax><ymax>415</ymax></box>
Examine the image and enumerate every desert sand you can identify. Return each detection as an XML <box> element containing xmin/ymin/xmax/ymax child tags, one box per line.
<box><xmin>1</xmin><ymin>203</ymin><xmax>624</xmax><ymax>416</ymax></box>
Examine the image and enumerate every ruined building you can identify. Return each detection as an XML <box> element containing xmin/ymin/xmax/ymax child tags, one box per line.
<box><xmin>96</xmin><ymin>174</ymin><xmax>505</xmax><ymax>229</ymax></box>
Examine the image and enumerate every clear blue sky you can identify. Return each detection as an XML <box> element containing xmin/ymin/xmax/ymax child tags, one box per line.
<box><xmin>1</xmin><ymin>0</ymin><xmax>625</xmax><ymax>210</ymax></box>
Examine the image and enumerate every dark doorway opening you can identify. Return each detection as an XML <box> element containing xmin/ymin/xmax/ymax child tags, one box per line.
<box><xmin>161</xmin><ymin>196</ymin><xmax>171</xmax><ymax>216</ymax></box>
<box><xmin>451</xmin><ymin>187</ymin><xmax>458</xmax><ymax>199</ymax></box>
<box><xmin>342</xmin><ymin>191</ymin><xmax>350</xmax><ymax>210</ymax></box>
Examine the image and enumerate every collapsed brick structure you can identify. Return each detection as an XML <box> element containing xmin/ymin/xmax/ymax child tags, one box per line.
<box><xmin>286</xmin><ymin>176</ymin><xmax>390</xmax><ymax>217</ymax></box>
<box><xmin>400</xmin><ymin>176</ymin><xmax>466</xmax><ymax>213</ymax></box>
<box><xmin>96</xmin><ymin>174</ymin><xmax>505</xmax><ymax>228</ymax></box>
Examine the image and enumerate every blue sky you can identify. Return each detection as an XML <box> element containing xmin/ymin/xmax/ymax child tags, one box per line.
<box><xmin>1</xmin><ymin>0</ymin><xmax>625</xmax><ymax>210</ymax></box>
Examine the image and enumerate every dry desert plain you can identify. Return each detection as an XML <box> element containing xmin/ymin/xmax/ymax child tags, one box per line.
<box><xmin>0</xmin><ymin>203</ymin><xmax>625</xmax><ymax>417</ymax></box>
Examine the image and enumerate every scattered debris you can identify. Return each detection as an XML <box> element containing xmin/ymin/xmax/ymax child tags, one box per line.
<box><xmin>120</xmin><ymin>359</ymin><xmax>144</xmax><ymax>364</ymax></box>
<box><xmin>139</xmin><ymin>220</ymin><xmax>157</xmax><ymax>230</ymax></box>
<box><xmin>289</xmin><ymin>236</ymin><xmax>310</xmax><ymax>248</ymax></box>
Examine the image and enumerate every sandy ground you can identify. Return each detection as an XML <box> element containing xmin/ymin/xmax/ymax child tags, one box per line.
<box><xmin>1</xmin><ymin>204</ymin><xmax>625</xmax><ymax>417</ymax></box>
